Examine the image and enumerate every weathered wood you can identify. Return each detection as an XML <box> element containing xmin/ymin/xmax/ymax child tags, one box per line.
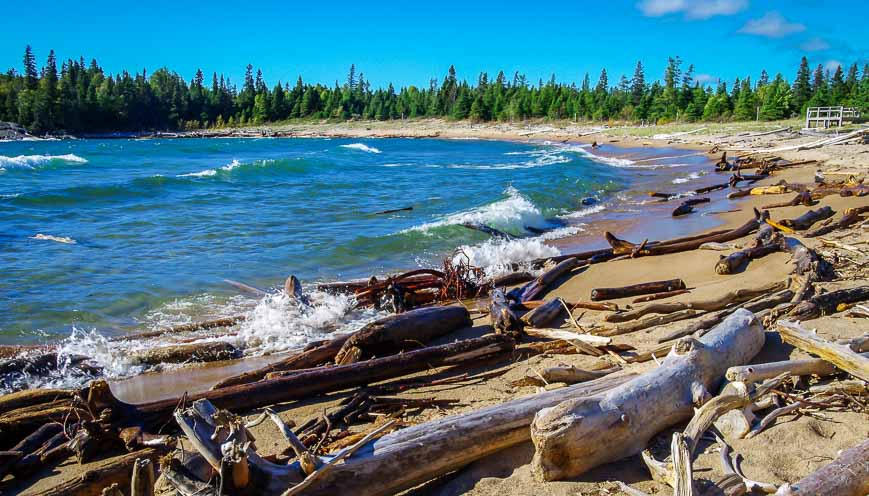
<box><xmin>130</xmin><ymin>458</ymin><xmax>156</xmax><ymax>496</ymax></box>
<box><xmin>599</xmin><ymin>309</ymin><xmax>700</xmax><ymax>337</ymax></box>
<box><xmin>0</xmin><ymin>422</ymin><xmax>63</xmax><ymax>476</ymax></box>
<box><xmin>805</xmin><ymin>206</ymin><xmax>869</xmax><ymax>237</ymax></box>
<box><xmin>211</xmin><ymin>334</ymin><xmax>352</xmax><ymax>389</ymax></box>
<box><xmin>461</xmin><ymin>222</ymin><xmax>515</xmax><ymax>241</ymax></box>
<box><xmin>787</xmin><ymin>285</ymin><xmax>869</xmax><ymax>320</ymax></box>
<box><xmin>176</xmin><ymin>374</ymin><xmax>634</xmax><ymax>496</ymax></box>
<box><xmin>0</xmin><ymin>388</ymin><xmax>74</xmax><ymax>415</ymax></box>
<box><xmin>30</xmin><ymin>447</ymin><xmax>166</xmax><ymax>496</ymax></box>
<box><xmin>605</xmin><ymin>280</ymin><xmax>786</xmax><ymax>323</ymax></box>
<box><xmin>727</xmin><ymin>353</ymin><xmax>869</xmax><ymax>383</ymax></box>
<box><xmin>489</xmin><ymin>289</ymin><xmax>524</xmax><ymax>337</ymax></box>
<box><xmin>524</xmin><ymin>328</ymin><xmax>612</xmax><ymax>347</ymax></box>
<box><xmin>775</xmin><ymin>438</ymin><xmax>869</xmax><ymax>496</ymax></box>
<box><xmin>777</xmin><ymin>320</ymin><xmax>869</xmax><ymax>382</ymax></box>
<box><xmin>672</xmin><ymin>197</ymin><xmax>710</xmax><ymax>217</ymax></box>
<box><xmin>520</xmin><ymin>298</ymin><xmax>565</xmax><ymax>328</ymax></box>
<box><xmin>591</xmin><ymin>278</ymin><xmax>686</xmax><ymax>301</ymax></box>
<box><xmin>511</xmin><ymin>257</ymin><xmax>583</xmax><ymax>302</ymax></box>
<box><xmin>715</xmin><ymin>225</ymin><xmax>784</xmax><ymax>275</ymax></box>
<box><xmin>530</xmin><ymin>309</ymin><xmax>764</xmax><ymax>481</ymax></box>
<box><xmin>539</xmin><ymin>365</ymin><xmax>620</xmax><ymax>384</ymax></box>
<box><xmin>130</xmin><ymin>341</ymin><xmax>240</xmax><ymax>366</ymax></box>
<box><xmin>633</xmin><ymin>289</ymin><xmax>691</xmax><ymax>303</ymax></box>
<box><xmin>334</xmin><ymin>306</ymin><xmax>470</xmax><ymax>364</ymax></box>
<box><xmin>490</xmin><ymin>271</ymin><xmax>534</xmax><ymax>287</ymax></box>
<box><xmin>761</xmin><ymin>191</ymin><xmax>816</xmax><ymax>210</ymax></box>
<box><xmin>780</xmin><ymin>206</ymin><xmax>836</xmax><ymax>231</ymax></box>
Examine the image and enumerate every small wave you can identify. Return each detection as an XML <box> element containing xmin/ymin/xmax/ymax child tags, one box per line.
<box><xmin>0</xmin><ymin>153</ymin><xmax>88</xmax><ymax>170</ymax></box>
<box><xmin>456</xmin><ymin>237</ymin><xmax>560</xmax><ymax>277</ymax></box>
<box><xmin>536</xmin><ymin>225</ymin><xmax>584</xmax><ymax>240</ymax></box>
<box><xmin>672</xmin><ymin>172</ymin><xmax>701</xmax><ymax>184</ymax></box>
<box><xmin>178</xmin><ymin>159</ymin><xmax>241</xmax><ymax>177</ymax></box>
<box><xmin>559</xmin><ymin>204</ymin><xmax>607</xmax><ymax>219</ymax></box>
<box><xmin>340</xmin><ymin>143</ymin><xmax>381</xmax><ymax>154</ymax></box>
<box><xmin>407</xmin><ymin>186</ymin><xmax>546</xmax><ymax>235</ymax></box>
<box><xmin>30</xmin><ymin>233</ymin><xmax>77</xmax><ymax>244</ymax></box>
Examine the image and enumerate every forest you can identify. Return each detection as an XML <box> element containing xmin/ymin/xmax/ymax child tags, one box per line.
<box><xmin>1</xmin><ymin>45</ymin><xmax>867</xmax><ymax>133</ymax></box>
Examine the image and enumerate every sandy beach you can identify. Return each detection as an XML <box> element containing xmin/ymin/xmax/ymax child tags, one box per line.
<box><xmin>3</xmin><ymin>122</ymin><xmax>868</xmax><ymax>495</ymax></box>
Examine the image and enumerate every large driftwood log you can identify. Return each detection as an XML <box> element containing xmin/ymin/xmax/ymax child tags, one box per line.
<box><xmin>591</xmin><ymin>279</ymin><xmax>686</xmax><ymax>301</ymax></box>
<box><xmin>129</xmin><ymin>342</ymin><xmax>240</xmax><ymax>366</ymax></box>
<box><xmin>530</xmin><ymin>309</ymin><xmax>764</xmax><ymax>481</ymax></box>
<box><xmin>777</xmin><ymin>320</ymin><xmax>869</xmax><ymax>382</ymax></box>
<box><xmin>780</xmin><ymin>206</ymin><xmax>836</xmax><ymax>231</ymax></box>
<box><xmin>727</xmin><ymin>352</ymin><xmax>869</xmax><ymax>383</ymax></box>
<box><xmin>761</xmin><ymin>191</ymin><xmax>816</xmax><ymax>210</ymax></box>
<box><xmin>510</xmin><ymin>257</ymin><xmax>583</xmax><ymax>302</ymax></box>
<box><xmin>172</xmin><ymin>374</ymin><xmax>635</xmax><ymax>496</ymax></box>
<box><xmin>605</xmin><ymin>280</ymin><xmax>787</xmax><ymax>323</ymax></box>
<box><xmin>212</xmin><ymin>334</ymin><xmax>352</xmax><ymax>389</ymax></box>
<box><xmin>520</xmin><ymin>298</ymin><xmax>565</xmax><ymax>328</ymax></box>
<box><xmin>787</xmin><ymin>285</ymin><xmax>869</xmax><ymax>320</ymax></box>
<box><xmin>604</xmin><ymin>210</ymin><xmax>766</xmax><ymax>258</ymax></box>
<box><xmin>715</xmin><ymin>225</ymin><xmax>784</xmax><ymax>275</ymax></box>
<box><xmin>0</xmin><ymin>388</ymin><xmax>73</xmax><ymax>415</ymax></box>
<box><xmin>333</xmin><ymin>306</ymin><xmax>470</xmax><ymax>364</ymax></box>
<box><xmin>806</xmin><ymin>206</ymin><xmax>869</xmax><ymax>237</ymax></box>
<box><xmin>30</xmin><ymin>447</ymin><xmax>166</xmax><ymax>496</ymax></box>
<box><xmin>775</xmin><ymin>438</ymin><xmax>869</xmax><ymax>496</ymax></box>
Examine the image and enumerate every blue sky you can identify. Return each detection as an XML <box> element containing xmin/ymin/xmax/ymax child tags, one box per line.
<box><xmin>1</xmin><ymin>1</ymin><xmax>866</xmax><ymax>89</ymax></box>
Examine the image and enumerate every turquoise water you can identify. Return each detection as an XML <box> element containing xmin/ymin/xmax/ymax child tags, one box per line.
<box><xmin>0</xmin><ymin>137</ymin><xmax>705</xmax><ymax>344</ymax></box>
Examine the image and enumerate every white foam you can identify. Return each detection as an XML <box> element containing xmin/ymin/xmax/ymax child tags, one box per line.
<box><xmin>340</xmin><ymin>143</ymin><xmax>381</xmax><ymax>154</ymax></box>
<box><xmin>456</xmin><ymin>237</ymin><xmax>560</xmax><ymax>277</ymax></box>
<box><xmin>559</xmin><ymin>204</ymin><xmax>607</xmax><ymax>219</ymax></box>
<box><xmin>536</xmin><ymin>225</ymin><xmax>584</xmax><ymax>240</ymax></box>
<box><xmin>672</xmin><ymin>172</ymin><xmax>701</xmax><ymax>184</ymax></box>
<box><xmin>0</xmin><ymin>153</ymin><xmax>87</xmax><ymax>170</ymax></box>
<box><xmin>30</xmin><ymin>233</ymin><xmax>77</xmax><ymax>244</ymax></box>
<box><xmin>178</xmin><ymin>159</ymin><xmax>241</xmax><ymax>178</ymax></box>
<box><xmin>407</xmin><ymin>186</ymin><xmax>546</xmax><ymax>234</ymax></box>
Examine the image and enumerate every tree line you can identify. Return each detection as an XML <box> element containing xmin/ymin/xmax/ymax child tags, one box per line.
<box><xmin>1</xmin><ymin>45</ymin><xmax>867</xmax><ymax>134</ymax></box>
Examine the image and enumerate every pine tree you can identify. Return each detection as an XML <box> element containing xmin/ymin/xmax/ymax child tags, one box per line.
<box><xmin>631</xmin><ymin>61</ymin><xmax>645</xmax><ymax>106</ymax></box>
<box><xmin>23</xmin><ymin>45</ymin><xmax>38</xmax><ymax>90</ymax></box>
<box><xmin>791</xmin><ymin>56</ymin><xmax>811</xmax><ymax>113</ymax></box>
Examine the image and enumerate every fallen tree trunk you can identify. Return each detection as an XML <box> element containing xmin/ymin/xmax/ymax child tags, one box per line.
<box><xmin>775</xmin><ymin>438</ymin><xmax>869</xmax><ymax>496</ymax></box>
<box><xmin>129</xmin><ymin>342</ymin><xmax>240</xmax><ymax>366</ymax></box>
<box><xmin>333</xmin><ymin>306</ymin><xmax>471</xmax><ymax>364</ymax></box>
<box><xmin>530</xmin><ymin>309</ymin><xmax>764</xmax><ymax>481</ymax></box>
<box><xmin>787</xmin><ymin>285</ymin><xmax>869</xmax><ymax>321</ymax></box>
<box><xmin>520</xmin><ymin>298</ymin><xmax>565</xmax><ymax>328</ymax></box>
<box><xmin>30</xmin><ymin>447</ymin><xmax>166</xmax><ymax>496</ymax></box>
<box><xmin>0</xmin><ymin>388</ymin><xmax>73</xmax><ymax>415</ymax></box>
<box><xmin>172</xmin><ymin>373</ymin><xmax>635</xmax><ymax>496</ymax></box>
<box><xmin>715</xmin><ymin>225</ymin><xmax>784</xmax><ymax>275</ymax></box>
<box><xmin>805</xmin><ymin>206</ymin><xmax>869</xmax><ymax>237</ymax></box>
<box><xmin>777</xmin><ymin>320</ymin><xmax>869</xmax><ymax>382</ymax></box>
<box><xmin>633</xmin><ymin>289</ymin><xmax>691</xmax><ymax>303</ymax></box>
<box><xmin>761</xmin><ymin>191</ymin><xmax>816</xmax><ymax>210</ymax></box>
<box><xmin>591</xmin><ymin>279</ymin><xmax>686</xmax><ymax>301</ymax></box>
<box><xmin>780</xmin><ymin>206</ymin><xmax>836</xmax><ymax>231</ymax></box>
<box><xmin>672</xmin><ymin>198</ymin><xmax>710</xmax><ymax>217</ymax></box>
<box><xmin>604</xmin><ymin>211</ymin><xmax>765</xmax><ymax>258</ymax></box>
<box><xmin>605</xmin><ymin>280</ymin><xmax>787</xmax><ymax>323</ymax></box>
<box><xmin>726</xmin><ymin>351</ymin><xmax>869</xmax><ymax>383</ymax></box>
<box><xmin>510</xmin><ymin>257</ymin><xmax>583</xmax><ymax>302</ymax></box>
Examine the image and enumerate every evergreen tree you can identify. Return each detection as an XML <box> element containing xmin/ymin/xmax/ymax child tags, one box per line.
<box><xmin>630</xmin><ymin>61</ymin><xmax>645</xmax><ymax>106</ymax></box>
<box><xmin>791</xmin><ymin>56</ymin><xmax>812</xmax><ymax>113</ymax></box>
<box><xmin>23</xmin><ymin>45</ymin><xmax>38</xmax><ymax>90</ymax></box>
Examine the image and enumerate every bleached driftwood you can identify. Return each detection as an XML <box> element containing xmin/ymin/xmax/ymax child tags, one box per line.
<box><xmin>530</xmin><ymin>309</ymin><xmax>764</xmax><ymax>481</ymax></box>
<box><xmin>520</xmin><ymin>298</ymin><xmax>565</xmax><ymax>328</ymax></box>
<box><xmin>171</xmin><ymin>374</ymin><xmax>635</xmax><ymax>496</ymax></box>
<box><xmin>775</xmin><ymin>438</ymin><xmax>869</xmax><ymax>495</ymax></box>
<box><xmin>777</xmin><ymin>320</ymin><xmax>869</xmax><ymax>382</ymax></box>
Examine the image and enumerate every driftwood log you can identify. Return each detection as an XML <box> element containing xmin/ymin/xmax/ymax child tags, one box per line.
<box><xmin>510</xmin><ymin>257</ymin><xmax>583</xmax><ymax>302</ymax></box>
<box><xmin>129</xmin><ymin>342</ymin><xmax>240</xmax><ymax>366</ymax></box>
<box><xmin>805</xmin><ymin>206</ymin><xmax>869</xmax><ymax>237</ymax></box>
<box><xmin>31</xmin><ymin>447</ymin><xmax>166</xmax><ymax>496</ymax></box>
<box><xmin>530</xmin><ymin>309</ymin><xmax>764</xmax><ymax>481</ymax></box>
<box><xmin>333</xmin><ymin>306</ymin><xmax>470</xmax><ymax>364</ymax></box>
<box><xmin>489</xmin><ymin>289</ymin><xmax>524</xmax><ymax>337</ymax></box>
<box><xmin>777</xmin><ymin>320</ymin><xmax>869</xmax><ymax>382</ymax></box>
<box><xmin>591</xmin><ymin>279</ymin><xmax>686</xmax><ymax>301</ymax></box>
<box><xmin>672</xmin><ymin>198</ymin><xmax>710</xmax><ymax>217</ymax></box>
<box><xmin>787</xmin><ymin>285</ymin><xmax>869</xmax><ymax>321</ymax></box>
<box><xmin>761</xmin><ymin>191</ymin><xmax>816</xmax><ymax>210</ymax></box>
<box><xmin>780</xmin><ymin>206</ymin><xmax>836</xmax><ymax>231</ymax></box>
<box><xmin>714</xmin><ymin>224</ymin><xmax>784</xmax><ymax>275</ymax></box>
<box><xmin>520</xmin><ymin>298</ymin><xmax>565</xmax><ymax>328</ymax></box>
<box><xmin>170</xmin><ymin>373</ymin><xmax>635</xmax><ymax>496</ymax></box>
<box><xmin>775</xmin><ymin>438</ymin><xmax>869</xmax><ymax>496</ymax></box>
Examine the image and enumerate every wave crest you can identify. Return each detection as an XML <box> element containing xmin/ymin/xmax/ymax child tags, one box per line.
<box><xmin>340</xmin><ymin>143</ymin><xmax>381</xmax><ymax>154</ymax></box>
<box><xmin>407</xmin><ymin>186</ymin><xmax>547</xmax><ymax>235</ymax></box>
<box><xmin>0</xmin><ymin>153</ymin><xmax>88</xmax><ymax>170</ymax></box>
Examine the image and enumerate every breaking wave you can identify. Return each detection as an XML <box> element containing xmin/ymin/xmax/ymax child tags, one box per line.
<box><xmin>340</xmin><ymin>143</ymin><xmax>382</xmax><ymax>154</ymax></box>
<box><xmin>672</xmin><ymin>172</ymin><xmax>702</xmax><ymax>184</ymax></box>
<box><xmin>0</xmin><ymin>153</ymin><xmax>88</xmax><ymax>170</ymax></box>
<box><xmin>455</xmin><ymin>237</ymin><xmax>560</xmax><ymax>278</ymax></box>
<box><xmin>178</xmin><ymin>159</ymin><xmax>242</xmax><ymax>177</ymax></box>
<box><xmin>406</xmin><ymin>186</ymin><xmax>547</xmax><ymax>235</ymax></box>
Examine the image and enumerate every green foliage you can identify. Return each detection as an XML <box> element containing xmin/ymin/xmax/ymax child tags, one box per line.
<box><xmin>1</xmin><ymin>47</ymin><xmax>865</xmax><ymax>134</ymax></box>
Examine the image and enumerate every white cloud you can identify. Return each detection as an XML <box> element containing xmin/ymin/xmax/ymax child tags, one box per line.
<box><xmin>695</xmin><ymin>74</ymin><xmax>719</xmax><ymax>85</ymax></box>
<box><xmin>800</xmin><ymin>37</ymin><xmax>830</xmax><ymax>52</ymax></box>
<box><xmin>638</xmin><ymin>0</ymin><xmax>747</xmax><ymax>19</ymax></box>
<box><xmin>824</xmin><ymin>60</ymin><xmax>843</xmax><ymax>72</ymax></box>
<box><xmin>739</xmin><ymin>12</ymin><xmax>806</xmax><ymax>38</ymax></box>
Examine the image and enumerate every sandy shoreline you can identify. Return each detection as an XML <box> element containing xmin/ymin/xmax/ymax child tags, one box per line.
<box><xmin>2</xmin><ymin>122</ymin><xmax>868</xmax><ymax>495</ymax></box>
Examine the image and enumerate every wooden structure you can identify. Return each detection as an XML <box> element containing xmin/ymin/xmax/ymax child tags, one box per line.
<box><xmin>804</xmin><ymin>106</ymin><xmax>861</xmax><ymax>129</ymax></box>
